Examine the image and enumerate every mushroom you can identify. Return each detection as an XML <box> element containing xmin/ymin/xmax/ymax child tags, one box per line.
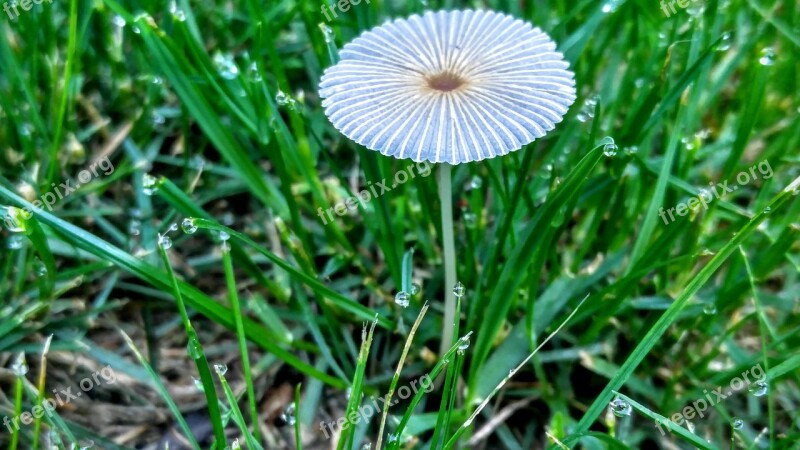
<box><xmin>320</xmin><ymin>9</ymin><xmax>576</xmax><ymax>353</ymax></box>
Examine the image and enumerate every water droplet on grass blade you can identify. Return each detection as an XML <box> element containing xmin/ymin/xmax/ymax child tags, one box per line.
<box><xmin>214</xmin><ymin>363</ymin><xmax>228</xmax><ymax>375</ymax></box>
<box><xmin>469</xmin><ymin>176</ymin><xmax>482</xmax><ymax>189</ymax></box>
<box><xmin>112</xmin><ymin>15</ymin><xmax>126</xmax><ymax>27</ymax></box>
<box><xmin>457</xmin><ymin>336</ymin><xmax>470</xmax><ymax>355</ymax></box>
<box><xmin>388</xmin><ymin>434</ymin><xmax>398</xmax><ymax>443</ymax></box>
<box><xmin>128</xmin><ymin>219</ymin><xmax>142</xmax><ymax>236</ymax></box>
<box><xmin>703</xmin><ymin>304</ymin><xmax>717</xmax><ymax>315</ymax></box>
<box><xmin>142</xmin><ymin>173</ymin><xmax>159</xmax><ymax>195</ymax></box>
<box><xmin>186</xmin><ymin>340</ymin><xmax>202</xmax><ymax>360</ymax></box>
<box><xmin>319</xmin><ymin>23</ymin><xmax>335</xmax><ymax>43</ymax></box>
<box><xmin>759</xmin><ymin>48</ymin><xmax>775</xmax><ymax>66</ymax></box>
<box><xmin>603</xmin><ymin>144</ymin><xmax>618</xmax><ymax>156</ymax></box>
<box><xmin>732</xmin><ymin>418</ymin><xmax>744</xmax><ymax>430</ymax></box>
<box><xmin>8</xmin><ymin>235</ymin><xmax>25</xmax><ymax>250</ymax></box>
<box><xmin>181</xmin><ymin>218</ymin><xmax>198</xmax><ymax>234</ymax></box>
<box><xmin>158</xmin><ymin>234</ymin><xmax>173</xmax><ymax>250</ymax></box>
<box><xmin>395</xmin><ymin>291</ymin><xmax>410</xmax><ymax>307</ymax></box>
<box><xmin>169</xmin><ymin>2</ymin><xmax>186</xmax><ymax>21</ymax></box>
<box><xmin>213</xmin><ymin>53</ymin><xmax>240</xmax><ymax>80</ymax></box>
<box><xmin>410</xmin><ymin>283</ymin><xmax>420</xmax><ymax>295</ymax></box>
<box><xmin>749</xmin><ymin>380</ymin><xmax>768</xmax><ymax>396</ymax></box>
<box><xmin>12</xmin><ymin>354</ymin><xmax>28</xmax><ymax>376</ymax></box>
<box><xmin>609</xmin><ymin>398</ymin><xmax>631</xmax><ymax>417</ymax></box>
<box><xmin>249</xmin><ymin>62</ymin><xmax>262</xmax><ymax>82</ymax></box>
<box><xmin>192</xmin><ymin>377</ymin><xmax>205</xmax><ymax>392</ymax></box>
<box><xmin>34</xmin><ymin>258</ymin><xmax>47</xmax><ymax>277</ymax></box>
<box><xmin>463</xmin><ymin>210</ymin><xmax>477</xmax><ymax>228</ymax></box>
<box><xmin>281</xmin><ymin>404</ymin><xmax>296</xmax><ymax>425</ymax></box>
<box><xmin>453</xmin><ymin>282</ymin><xmax>465</xmax><ymax>298</ymax></box>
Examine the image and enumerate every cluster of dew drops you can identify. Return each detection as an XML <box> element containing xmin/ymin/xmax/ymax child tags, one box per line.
<box><xmin>608</xmin><ymin>378</ymin><xmax>769</xmax><ymax>430</ymax></box>
<box><xmin>394</xmin><ymin>281</ymin><xmax>465</xmax><ymax>309</ymax></box>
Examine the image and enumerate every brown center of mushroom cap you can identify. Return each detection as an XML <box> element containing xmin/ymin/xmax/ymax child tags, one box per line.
<box><xmin>426</xmin><ymin>71</ymin><xmax>467</xmax><ymax>92</ymax></box>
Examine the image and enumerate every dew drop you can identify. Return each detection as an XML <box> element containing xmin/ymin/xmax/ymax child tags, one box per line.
<box><xmin>361</xmin><ymin>444</ymin><xmax>372</xmax><ymax>450</ymax></box>
<box><xmin>319</xmin><ymin>23</ymin><xmax>335</xmax><ymax>43</ymax></box>
<box><xmin>601</xmin><ymin>137</ymin><xmax>617</xmax><ymax>157</ymax></box>
<box><xmin>214</xmin><ymin>363</ymin><xmax>228</xmax><ymax>376</ymax></box>
<box><xmin>142</xmin><ymin>173</ymin><xmax>159</xmax><ymax>196</ymax></box>
<box><xmin>181</xmin><ymin>218</ymin><xmax>198</xmax><ymax>234</ymax></box>
<box><xmin>4</xmin><ymin>207</ymin><xmax>27</xmax><ymax>233</ymax></box>
<box><xmin>457</xmin><ymin>335</ymin><xmax>470</xmax><ymax>355</ymax></box>
<box><xmin>759</xmin><ymin>48</ymin><xmax>775</xmax><ymax>66</ymax></box>
<box><xmin>732</xmin><ymin>418</ymin><xmax>744</xmax><ymax>430</ymax></box>
<box><xmin>463</xmin><ymin>210</ymin><xmax>477</xmax><ymax>228</ymax></box>
<box><xmin>128</xmin><ymin>219</ymin><xmax>142</xmax><ymax>236</ymax></box>
<box><xmin>609</xmin><ymin>398</ymin><xmax>632</xmax><ymax>417</ymax></box>
<box><xmin>280</xmin><ymin>404</ymin><xmax>296</xmax><ymax>425</ymax></box>
<box><xmin>763</xmin><ymin>207</ymin><xmax>772</xmax><ymax>214</ymax></box>
<box><xmin>8</xmin><ymin>235</ymin><xmax>25</xmax><ymax>250</ymax></box>
<box><xmin>716</xmin><ymin>32</ymin><xmax>731</xmax><ymax>51</ymax></box>
<box><xmin>213</xmin><ymin>53</ymin><xmax>240</xmax><ymax>80</ymax></box>
<box><xmin>230</xmin><ymin>438</ymin><xmax>241</xmax><ymax>450</ymax></box>
<box><xmin>703</xmin><ymin>304</ymin><xmax>717</xmax><ymax>315</ymax></box>
<box><xmin>687</xmin><ymin>420</ymin><xmax>696</xmax><ymax>433</ymax></box>
<box><xmin>578</xmin><ymin>96</ymin><xmax>598</xmax><ymax>122</ymax></box>
<box><xmin>158</xmin><ymin>233</ymin><xmax>173</xmax><ymax>250</ymax></box>
<box><xmin>11</xmin><ymin>353</ymin><xmax>28</xmax><ymax>377</ymax></box>
<box><xmin>169</xmin><ymin>2</ymin><xmax>186</xmax><ymax>21</ymax></box>
<box><xmin>192</xmin><ymin>377</ymin><xmax>205</xmax><ymax>392</ymax></box>
<box><xmin>152</xmin><ymin>112</ymin><xmax>166</xmax><ymax>126</ymax></box>
<box><xmin>186</xmin><ymin>340</ymin><xmax>202</xmax><ymax>360</ymax></box>
<box><xmin>387</xmin><ymin>434</ymin><xmax>398</xmax><ymax>444</ymax></box>
<box><xmin>34</xmin><ymin>258</ymin><xmax>47</xmax><ymax>277</ymax></box>
<box><xmin>410</xmin><ymin>283</ymin><xmax>420</xmax><ymax>295</ymax></box>
<box><xmin>452</xmin><ymin>281</ymin><xmax>465</xmax><ymax>298</ymax></box>
<box><xmin>249</xmin><ymin>62</ymin><xmax>263</xmax><ymax>82</ymax></box>
<box><xmin>131</xmin><ymin>12</ymin><xmax>150</xmax><ymax>34</ymax></box>
<box><xmin>749</xmin><ymin>380</ymin><xmax>768</xmax><ymax>397</ymax></box>
<box><xmin>394</xmin><ymin>291</ymin><xmax>410</xmax><ymax>308</ymax></box>
<box><xmin>469</xmin><ymin>176</ymin><xmax>483</xmax><ymax>189</ymax></box>
<box><xmin>111</xmin><ymin>15</ymin><xmax>126</xmax><ymax>28</ymax></box>
<box><xmin>275</xmin><ymin>90</ymin><xmax>297</xmax><ymax>110</ymax></box>
<box><xmin>218</xmin><ymin>231</ymin><xmax>230</xmax><ymax>241</ymax></box>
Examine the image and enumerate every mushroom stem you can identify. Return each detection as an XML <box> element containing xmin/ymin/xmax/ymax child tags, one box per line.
<box><xmin>438</xmin><ymin>163</ymin><xmax>457</xmax><ymax>355</ymax></box>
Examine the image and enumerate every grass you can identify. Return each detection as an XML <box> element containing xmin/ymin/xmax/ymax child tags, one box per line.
<box><xmin>1</xmin><ymin>0</ymin><xmax>799</xmax><ymax>448</ymax></box>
